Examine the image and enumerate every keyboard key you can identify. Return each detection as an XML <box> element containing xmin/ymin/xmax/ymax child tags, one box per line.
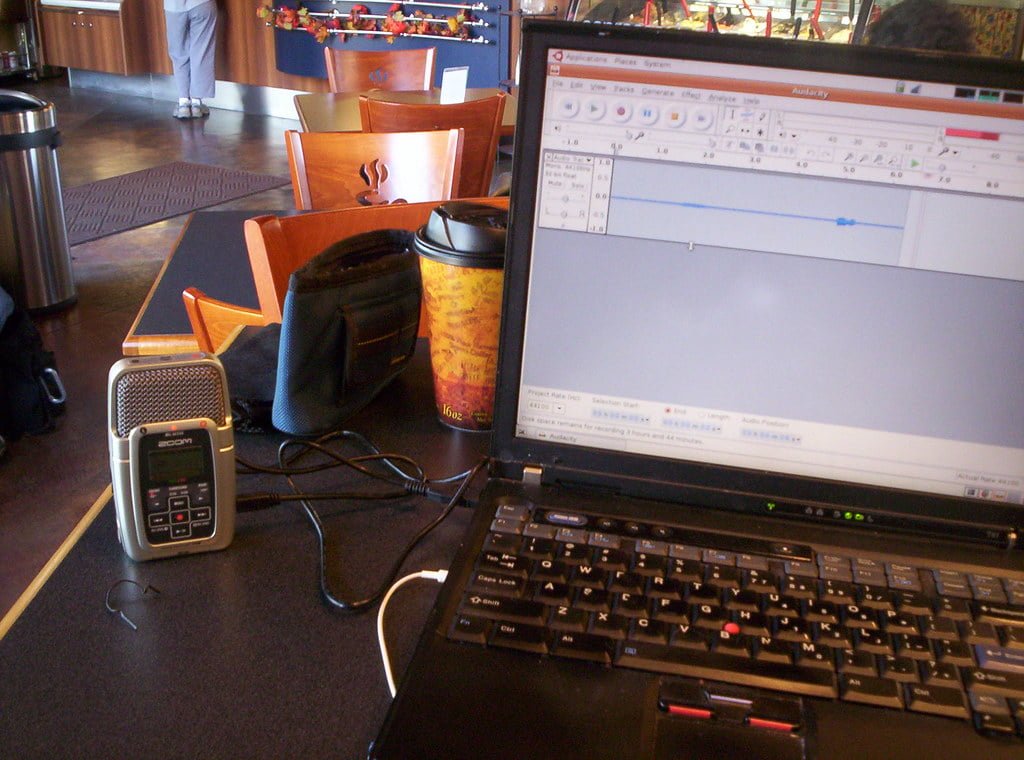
<box><xmin>880</xmin><ymin>655</ymin><xmax>919</xmax><ymax>683</ymax></box>
<box><xmin>520</xmin><ymin>536</ymin><xmax>555</xmax><ymax>558</ymax></box>
<box><xmin>652</xmin><ymin>598</ymin><xmax>691</xmax><ymax>624</ymax></box>
<box><xmin>970</xmin><ymin>692</ymin><xmax>1010</xmax><ymax>715</ymax></box>
<box><xmin>858</xmin><ymin>586</ymin><xmax>896</xmax><ymax>610</ymax></box>
<box><xmin>448</xmin><ymin>614</ymin><xmax>490</xmax><ymax>645</ymax></box>
<box><xmin>633</xmin><ymin>553</ymin><xmax>668</xmax><ymax>577</ymax></box>
<box><xmin>964</xmin><ymin>621</ymin><xmax>1000</xmax><ymax>646</ymax></box>
<box><xmin>489</xmin><ymin>621</ymin><xmax>548</xmax><ymax>654</ymax></box>
<box><xmin>629</xmin><ymin>617</ymin><xmax>670</xmax><ymax>644</ymax></box>
<box><xmin>591</xmin><ymin>611</ymin><xmax>630</xmax><ymax>639</ymax></box>
<box><xmin>820</xmin><ymin>581</ymin><xmax>857</xmax><ymax>604</ymax></box>
<box><xmin>974</xmin><ymin>713</ymin><xmax>1018</xmax><ymax>736</ymax></box>
<box><xmin>459</xmin><ymin>594</ymin><xmax>545</xmax><ymax>624</ymax></box>
<box><xmin>669</xmin><ymin>624</ymin><xmax>711</xmax><ymax>651</ymax></box>
<box><xmin>479</xmin><ymin>551</ymin><xmax>529</xmax><ymax>578</ymax></box>
<box><xmin>550</xmin><ymin>631</ymin><xmax>614</xmax><ymax>664</ymax></box>
<box><xmin>923</xmin><ymin>661</ymin><xmax>961</xmax><ymax>684</ymax></box>
<box><xmin>905</xmin><ymin>683</ymin><xmax>968</xmax><ymax>718</ymax></box>
<box><xmin>894</xmin><ymin>590</ymin><xmax>931</xmax><ymax>614</ymax></box>
<box><xmin>706</xmin><ymin>565</ymin><xmax>742</xmax><ymax>589</ymax></box>
<box><xmin>569</xmin><ymin>564</ymin><xmax>607</xmax><ymax>589</ymax></box>
<box><xmin>842</xmin><ymin>606</ymin><xmax>880</xmax><ymax>631</ymax></box>
<box><xmin>574</xmin><ymin>586</ymin><xmax>610</xmax><ymax>612</ymax></box>
<box><xmin>616</xmin><ymin>642</ymin><xmax>837</xmax><ymax>698</ymax></box>
<box><xmin>840</xmin><ymin>674</ymin><xmax>903</xmax><ymax>708</ymax></box>
<box><xmin>1003</xmin><ymin>626</ymin><xmax>1024</xmax><ymax>651</ymax></box>
<box><xmin>894</xmin><ymin>634</ymin><xmax>933</xmax><ymax>660</ymax></box>
<box><xmin>549</xmin><ymin>605</ymin><xmax>588</xmax><ymax>632</ymax></box>
<box><xmin>470</xmin><ymin>571</ymin><xmax>526</xmax><ymax>597</ymax></box>
<box><xmin>736</xmin><ymin>553</ymin><xmax>770</xmax><ymax>572</ymax></box>
<box><xmin>935</xmin><ymin>640</ymin><xmax>974</xmax><ymax>666</ymax></box>
<box><xmin>490</xmin><ymin>517</ymin><xmax>524</xmax><ymax>535</ymax></box>
<box><xmin>534</xmin><ymin>580</ymin><xmax>572</xmax><ymax>604</ymax></box>
<box><xmin>973</xmin><ymin>602</ymin><xmax>1024</xmax><ymax>627</ymax></box>
<box><xmin>936</xmin><ymin>596</ymin><xmax>972</xmax><ymax>620</ymax></box>
<box><xmin>838</xmin><ymin>649</ymin><xmax>877</xmax><ymax>676</ymax></box>
<box><xmin>964</xmin><ymin>668</ymin><xmax>1024</xmax><ymax>699</ymax></box>
<box><xmin>614</xmin><ymin>592</ymin><xmax>650</xmax><ymax>618</ymax></box>
<box><xmin>755</xmin><ymin>637</ymin><xmax>795</xmax><ymax>664</ymax></box>
<box><xmin>974</xmin><ymin>644</ymin><xmax>1024</xmax><ymax>675</ymax></box>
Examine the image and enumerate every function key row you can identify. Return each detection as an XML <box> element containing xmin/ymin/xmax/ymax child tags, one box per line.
<box><xmin>490</xmin><ymin>504</ymin><xmax>1024</xmax><ymax>604</ymax></box>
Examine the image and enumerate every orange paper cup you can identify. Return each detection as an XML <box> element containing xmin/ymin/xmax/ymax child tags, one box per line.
<box><xmin>413</xmin><ymin>202</ymin><xmax>507</xmax><ymax>431</ymax></box>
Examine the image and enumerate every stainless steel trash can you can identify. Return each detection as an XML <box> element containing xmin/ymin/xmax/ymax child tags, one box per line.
<box><xmin>0</xmin><ymin>89</ymin><xmax>75</xmax><ymax>312</ymax></box>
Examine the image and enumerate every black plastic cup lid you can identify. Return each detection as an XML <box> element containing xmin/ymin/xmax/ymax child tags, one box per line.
<box><xmin>413</xmin><ymin>201</ymin><xmax>508</xmax><ymax>269</ymax></box>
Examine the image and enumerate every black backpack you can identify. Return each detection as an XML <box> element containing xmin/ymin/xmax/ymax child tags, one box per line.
<box><xmin>0</xmin><ymin>288</ymin><xmax>66</xmax><ymax>442</ymax></box>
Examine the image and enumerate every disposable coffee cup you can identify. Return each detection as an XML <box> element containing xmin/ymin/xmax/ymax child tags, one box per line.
<box><xmin>413</xmin><ymin>201</ymin><xmax>507</xmax><ymax>431</ymax></box>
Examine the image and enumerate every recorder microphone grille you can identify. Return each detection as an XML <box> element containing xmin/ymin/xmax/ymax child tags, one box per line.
<box><xmin>115</xmin><ymin>364</ymin><xmax>226</xmax><ymax>436</ymax></box>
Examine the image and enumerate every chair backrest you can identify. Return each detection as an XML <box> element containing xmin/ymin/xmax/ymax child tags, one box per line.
<box><xmin>244</xmin><ymin>197</ymin><xmax>510</xmax><ymax>324</ymax></box>
<box><xmin>323</xmin><ymin>46</ymin><xmax>436</xmax><ymax>93</ymax></box>
<box><xmin>182</xmin><ymin>286</ymin><xmax>266</xmax><ymax>353</ymax></box>
<box><xmin>284</xmin><ymin>128</ymin><xmax>464</xmax><ymax>211</ymax></box>
<box><xmin>359</xmin><ymin>92</ymin><xmax>506</xmax><ymax>198</ymax></box>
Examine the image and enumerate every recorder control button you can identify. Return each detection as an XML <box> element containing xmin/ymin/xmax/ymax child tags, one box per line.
<box><xmin>170</xmin><ymin>523</ymin><xmax>192</xmax><ymax>539</ymax></box>
<box><xmin>191</xmin><ymin>507</ymin><xmax>211</xmax><ymax>522</ymax></box>
<box><xmin>170</xmin><ymin>509</ymin><xmax>189</xmax><ymax>525</ymax></box>
<box><xmin>148</xmin><ymin>513</ymin><xmax>169</xmax><ymax>528</ymax></box>
<box><xmin>146</xmin><ymin>489</ymin><xmax>165</xmax><ymax>512</ymax></box>
<box><xmin>190</xmin><ymin>519</ymin><xmax>213</xmax><ymax>539</ymax></box>
<box><xmin>192</xmin><ymin>482</ymin><xmax>212</xmax><ymax>506</ymax></box>
<box><xmin>168</xmin><ymin>495</ymin><xmax>190</xmax><ymax>510</ymax></box>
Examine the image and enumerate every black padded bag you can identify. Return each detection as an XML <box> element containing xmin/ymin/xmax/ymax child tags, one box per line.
<box><xmin>0</xmin><ymin>293</ymin><xmax>66</xmax><ymax>440</ymax></box>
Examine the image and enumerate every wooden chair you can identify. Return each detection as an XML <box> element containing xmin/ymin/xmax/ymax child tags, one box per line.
<box><xmin>323</xmin><ymin>47</ymin><xmax>436</xmax><ymax>93</ymax></box>
<box><xmin>358</xmin><ymin>92</ymin><xmax>506</xmax><ymax>199</ymax></box>
<box><xmin>284</xmin><ymin>128</ymin><xmax>464</xmax><ymax>211</ymax></box>
<box><xmin>182</xmin><ymin>286</ymin><xmax>266</xmax><ymax>353</ymax></box>
<box><xmin>245</xmin><ymin>197</ymin><xmax>509</xmax><ymax>328</ymax></box>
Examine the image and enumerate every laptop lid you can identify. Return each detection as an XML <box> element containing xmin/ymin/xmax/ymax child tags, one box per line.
<box><xmin>492</xmin><ymin>20</ymin><xmax>1024</xmax><ymax>547</ymax></box>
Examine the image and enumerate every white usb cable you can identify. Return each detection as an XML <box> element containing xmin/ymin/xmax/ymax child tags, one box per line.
<box><xmin>377</xmin><ymin>569</ymin><xmax>449</xmax><ymax>698</ymax></box>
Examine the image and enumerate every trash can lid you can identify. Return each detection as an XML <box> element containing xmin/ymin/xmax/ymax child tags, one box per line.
<box><xmin>0</xmin><ymin>90</ymin><xmax>56</xmax><ymax>135</ymax></box>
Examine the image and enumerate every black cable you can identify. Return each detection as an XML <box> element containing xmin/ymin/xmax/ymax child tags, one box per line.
<box><xmin>236</xmin><ymin>429</ymin><xmax>472</xmax><ymax>486</ymax></box>
<box><xmin>286</xmin><ymin>454</ymin><xmax>489</xmax><ymax>613</ymax></box>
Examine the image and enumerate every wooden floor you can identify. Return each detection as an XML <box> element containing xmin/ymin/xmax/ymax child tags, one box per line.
<box><xmin>0</xmin><ymin>73</ymin><xmax>299</xmax><ymax>621</ymax></box>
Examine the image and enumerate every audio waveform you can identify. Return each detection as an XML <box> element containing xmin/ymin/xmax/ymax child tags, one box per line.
<box><xmin>613</xmin><ymin>195</ymin><xmax>904</xmax><ymax>230</ymax></box>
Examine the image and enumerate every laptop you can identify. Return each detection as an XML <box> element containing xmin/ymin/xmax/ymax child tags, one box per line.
<box><xmin>372</xmin><ymin>19</ymin><xmax>1024</xmax><ymax>760</ymax></box>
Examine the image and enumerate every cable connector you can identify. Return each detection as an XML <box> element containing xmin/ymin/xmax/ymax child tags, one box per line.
<box><xmin>235</xmin><ymin>493</ymin><xmax>284</xmax><ymax>512</ymax></box>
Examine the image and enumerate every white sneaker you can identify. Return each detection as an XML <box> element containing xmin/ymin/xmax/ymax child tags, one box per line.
<box><xmin>173</xmin><ymin>103</ymin><xmax>193</xmax><ymax>119</ymax></box>
<box><xmin>191</xmin><ymin>102</ymin><xmax>210</xmax><ymax>118</ymax></box>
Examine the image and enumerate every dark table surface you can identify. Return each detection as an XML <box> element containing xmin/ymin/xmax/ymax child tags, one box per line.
<box><xmin>0</xmin><ymin>341</ymin><xmax>490</xmax><ymax>759</ymax></box>
<box><xmin>122</xmin><ymin>210</ymin><xmax>277</xmax><ymax>356</ymax></box>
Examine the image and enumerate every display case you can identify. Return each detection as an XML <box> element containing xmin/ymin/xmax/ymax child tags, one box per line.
<box><xmin>568</xmin><ymin>0</ymin><xmax>863</xmax><ymax>42</ymax></box>
<box><xmin>567</xmin><ymin>0</ymin><xmax>1024</xmax><ymax>55</ymax></box>
<box><xmin>0</xmin><ymin>0</ymin><xmax>41</xmax><ymax>78</ymax></box>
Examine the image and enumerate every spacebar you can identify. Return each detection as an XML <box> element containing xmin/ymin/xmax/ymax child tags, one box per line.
<box><xmin>616</xmin><ymin>643</ymin><xmax>838</xmax><ymax>699</ymax></box>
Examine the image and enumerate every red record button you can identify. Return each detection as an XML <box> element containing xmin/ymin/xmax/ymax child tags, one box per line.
<box><xmin>170</xmin><ymin>510</ymin><xmax>189</xmax><ymax>524</ymax></box>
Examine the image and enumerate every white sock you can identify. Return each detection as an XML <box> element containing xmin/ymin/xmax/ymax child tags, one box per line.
<box><xmin>178</xmin><ymin>98</ymin><xmax>189</xmax><ymax>106</ymax></box>
<box><xmin>190</xmin><ymin>98</ymin><xmax>202</xmax><ymax>106</ymax></box>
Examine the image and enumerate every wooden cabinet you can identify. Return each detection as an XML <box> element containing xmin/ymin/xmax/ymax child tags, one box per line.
<box><xmin>37</xmin><ymin>0</ymin><xmax>167</xmax><ymax>75</ymax></box>
<box><xmin>39</xmin><ymin>6</ymin><xmax>126</xmax><ymax>72</ymax></box>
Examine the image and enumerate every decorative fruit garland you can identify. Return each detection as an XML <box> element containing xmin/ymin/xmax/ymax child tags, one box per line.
<box><xmin>256</xmin><ymin>3</ymin><xmax>474</xmax><ymax>43</ymax></box>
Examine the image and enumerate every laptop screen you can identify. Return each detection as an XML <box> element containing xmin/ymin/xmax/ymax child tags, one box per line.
<box><xmin>498</xmin><ymin>21</ymin><xmax>1024</xmax><ymax>531</ymax></box>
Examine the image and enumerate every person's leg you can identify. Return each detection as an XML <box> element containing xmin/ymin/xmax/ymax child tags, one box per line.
<box><xmin>164</xmin><ymin>10</ymin><xmax>193</xmax><ymax>118</ymax></box>
<box><xmin>187</xmin><ymin>1</ymin><xmax>217</xmax><ymax>116</ymax></box>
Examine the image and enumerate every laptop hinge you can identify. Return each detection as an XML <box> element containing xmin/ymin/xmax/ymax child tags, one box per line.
<box><xmin>522</xmin><ymin>464</ymin><xmax>543</xmax><ymax>486</ymax></box>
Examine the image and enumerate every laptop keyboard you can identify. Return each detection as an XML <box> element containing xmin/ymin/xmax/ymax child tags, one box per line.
<box><xmin>446</xmin><ymin>501</ymin><xmax>1024</xmax><ymax>738</ymax></box>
